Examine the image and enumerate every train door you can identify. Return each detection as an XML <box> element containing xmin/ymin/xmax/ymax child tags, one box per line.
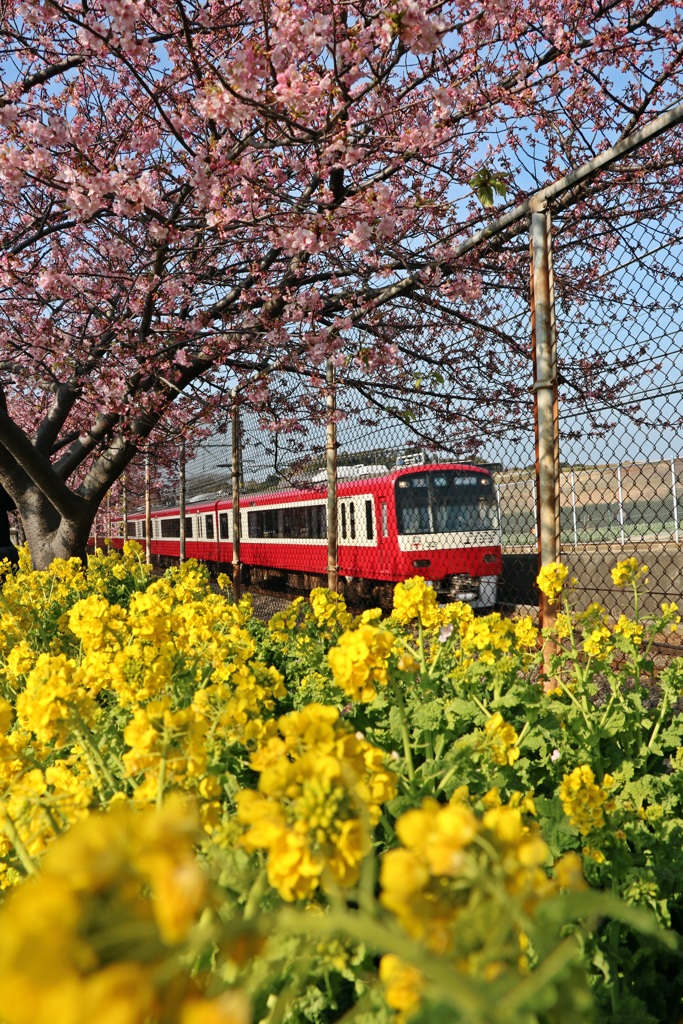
<box><xmin>375</xmin><ymin>495</ymin><xmax>389</xmax><ymax>574</ymax></box>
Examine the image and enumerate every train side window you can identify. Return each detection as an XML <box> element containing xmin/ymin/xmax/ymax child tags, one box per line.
<box><xmin>340</xmin><ymin>503</ymin><xmax>347</xmax><ymax>540</ymax></box>
<box><xmin>349</xmin><ymin>501</ymin><xmax>356</xmax><ymax>540</ymax></box>
<box><xmin>314</xmin><ymin>504</ymin><xmax>327</xmax><ymax>538</ymax></box>
<box><xmin>381</xmin><ymin>502</ymin><xmax>388</xmax><ymax>538</ymax></box>
<box><xmin>247</xmin><ymin>510</ymin><xmax>260</xmax><ymax>537</ymax></box>
<box><xmin>365</xmin><ymin>500</ymin><xmax>374</xmax><ymax>540</ymax></box>
<box><xmin>139</xmin><ymin>520</ymin><xmax>146</xmax><ymax>539</ymax></box>
<box><xmin>161</xmin><ymin>517</ymin><xmax>180</xmax><ymax>538</ymax></box>
<box><xmin>185</xmin><ymin>517</ymin><xmax>193</xmax><ymax>538</ymax></box>
<box><xmin>205</xmin><ymin>514</ymin><xmax>215</xmax><ymax>540</ymax></box>
<box><xmin>219</xmin><ymin>512</ymin><xmax>229</xmax><ymax>539</ymax></box>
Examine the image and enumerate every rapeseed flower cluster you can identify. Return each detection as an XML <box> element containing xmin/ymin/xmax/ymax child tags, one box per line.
<box><xmin>379</xmin><ymin>955</ymin><xmax>424</xmax><ymax>1020</ymax></box>
<box><xmin>611</xmin><ymin>557</ymin><xmax>648</xmax><ymax>587</ymax></box>
<box><xmin>378</xmin><ymin>792</ymin><xmax>585</xmax><ymax>1012</ymax></box>
<box><xmin>439</xmin><ymin>599</ymin><xmax>475</xmax><ymax>632</ymax></box>
<box><xmin>309</xmin><ymin>587</ymin><xmax>353</xmax><ymax>632</ymax></box>
<box><xmin>661</xmin><ymin>601</ymin><xmax>681</xmax><ymax>633</ymax></box>
<box><xmin>237</xmin><ymin>704</ymin><xmax>396</xmax><ymax>900</ymax></box>
<box><xmin>582</xmin><ymin>625</ymin><xmax>614</xmax><ymax>661</ymax></box>
<box><xmin>460</xmin><ymin>612</ymin><xmax>515</xmax><ymax>666</ymax></box>
<box><xmin>0</xmin><ymin>549</ymin><xmax>671</xmax><ymax>1024</ymax></box>
<box><xmin>328</xmin><ymin>624</ymin><xmax>395</xmax><ymax>701</ymax></box>
<box><xmin>613</xmin><ymin>615</ymin><xmax>644</xmax><ymax>645</ymax></box>
<box><xmin>0</xmin><ymin>543</ymin><xmax>152</xmax><ymax>669</ymax></box>
<box><xmin>0</xmin><ymin>549</ymin><xmax>290</xmax><ymax>872</ymax></box>
<box><xmin>483</xmin><ymin>712</ymin><xmax>521</xmax><ymax>766</ymax></box>
<box><xmin>268</xmin><ymin>597</ymin><xmax>306</xmax><ymax>642</ymax></box>
<box><xmin>0</xmin><ymin>798</ymin><xmax>249</xmax><ymax>1024</ymax></box>
<box><xmin>392</xmin><ymin>576</ymin><xmax>441</xmax><ymax>629</ymax></box>
<box><xmin>536</xmin><ymin>561</ymin><xmax>570</xmax><ymax>602</ymax></box>
<box><xmin>559</xmin><ymin>765</ymin><xmax>615</xmax><ymax>835</ymax></box>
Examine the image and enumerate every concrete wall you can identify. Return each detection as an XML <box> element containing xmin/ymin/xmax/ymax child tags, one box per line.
<box><xmin>501</xmin><ymin>545</ymin><xmax>683</xmax><ymax>620</ymax></box>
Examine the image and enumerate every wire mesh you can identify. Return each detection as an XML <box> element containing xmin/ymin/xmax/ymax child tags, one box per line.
<box><xmin>550</xmin><ymin>189</ymin><xmax>683</xmax><ymax>635</ymax></box>
<box><xmin>124</xmin><ymin>162</ymin><xmax>683</xmax><ymax>633</ymax></box>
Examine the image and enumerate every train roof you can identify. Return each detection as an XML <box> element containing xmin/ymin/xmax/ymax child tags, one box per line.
<box><xmin>127</xmin><ymin>462</ymin><xmax>493</xmax><ymax>518</ymax></box>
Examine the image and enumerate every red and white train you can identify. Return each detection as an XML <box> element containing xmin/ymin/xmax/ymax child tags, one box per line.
<box><xmin>112</xmin><ymin>462</ymin><xmax>502</xmax><ymax>609</ymax></box>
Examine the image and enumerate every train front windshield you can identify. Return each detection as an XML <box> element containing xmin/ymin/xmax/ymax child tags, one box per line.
<box><xmin>395</xmin><ymin>470</ymin><xmax>498</xmax><ymax>535</ymax></box>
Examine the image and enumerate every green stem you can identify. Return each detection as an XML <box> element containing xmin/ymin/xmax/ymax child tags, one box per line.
<box><xmin>598</xmin><ymin>687</ymin><xmax>618</xmax><ymax>730</ymax></box>
<box><xmin>244</xmin><ymin>867</ymin><xmax>268</xmax><ymax>920</ymax></box>
<box><xmin>277</xmin><ymin>906</ymin><xmax>489</xmax><ymax>1020</ymax></box>
<box><xmin>647</xmin><ymin>693</ymin><xmax>669</xmax><ymax>751</ymax></box>
<box><xmin>388</xmin><ymin>679</ymin><xmax>414</xmax><ymax>782</ymax></box>
<box><xmin>397</xmin><ymin>637</ymin><xmax>421</xmax><ymax>661</ymax></box>
<box><xmin>74</xmin><ymin>731</ymin><xmax>110</xmax><ymax>804</ymax></box>
<box><xmin>498</xmin><ymin>935</ymin><xmax>583</xmax><ymax>1016</ymax></box>
<box><xmin>430</xmin><ymin>642</ymin><xmax>446</xmax><ymax>674</ymax></box>
<box><xmin>609</xmin><ymin>871</ymin><xmax>621</xmax><ymax>1014</ymax></box>
<box><xmin>74</xmin><ymin>722</ymin><xmax>119</xmax><ymax>795</ymax></box>
<box><xmin>471</xmin><ymin>694</ymin><xmax>490</xmax><ymax>718</ymax></box>
<box><xmin>516</xmin><ymin>722</ymin><xmax>530</xmax><ymax>747</ymax></box>
<box><xmin>557</xmin><ymin>680</ymin><xmax>593</xmax><ymax>733</ymax></box>
<box><xmin>425</xmin><ymin>730</ymin><xmax>435</xmax><ymax>760</ymax></box>
<box><xmin>417</xmin><ymin>618</ymin><xmax>427</xmax><ymax>675</ymax></box>
<box><xmin>0</xmin><ymin>803</ymin><xmax>37</xmax><ymax>876</ymax></box>
<box><xmin>357</xmin><ymin>842</ymin><xmax>377</xmax><ymax>918</ymax></box>
<box><xmin>156</xmin><ymin>751</ymin><xmax>167</xmax><ymax>811</ymax></box>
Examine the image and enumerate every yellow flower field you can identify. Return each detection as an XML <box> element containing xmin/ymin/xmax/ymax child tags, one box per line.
<box><xmin>0</xmin><ymin>549</ymin><xmax>679</xmax><ymax>1024</ymax></box>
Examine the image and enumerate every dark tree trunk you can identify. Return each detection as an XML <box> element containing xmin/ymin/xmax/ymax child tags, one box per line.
<box><xmin>0</xmin><ymin>485</ymin><xmax>18</xmax><ymax>564</ymax></box>
<box><xmin>16</xmin><ymin>487</ymin><xmax>94</xmax><ymax>569</ymax></box>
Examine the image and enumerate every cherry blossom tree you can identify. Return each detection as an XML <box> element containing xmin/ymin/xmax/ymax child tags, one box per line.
<box><xmin>0</xmin><ymin>0</ymin><xmax>682</xmax><ymax>565</ymax></box>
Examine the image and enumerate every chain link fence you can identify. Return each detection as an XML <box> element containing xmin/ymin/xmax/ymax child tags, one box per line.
<box><xmin>114</xmin><ymin>119</ymin><xmax>683</xmax><ymax>634</ymax></box>
<box><xmin>548</xmin><ymin>189</ymin><xmax>683</xmax><ymax>629</ymax></box>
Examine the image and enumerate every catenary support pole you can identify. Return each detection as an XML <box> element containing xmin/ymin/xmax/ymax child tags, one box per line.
<box><xmin>144</xmin><ymin>454</ymin><xmax>152</xmax><ymax>565</ymax></box>
<box><xmin>179</xmin><ymin>436</ymin><xmax>186</xmax><ymax>565</ymax></box>
<box><xmin>106</xmin><ymin>491</ymin><xmax>112</xmax><ymax>547</ymax></box>
<box><xmin>326</xmin><ymin>358</ymin><xmax>338</xmax><ymax>592</ymax></box>
<box><xmin>672</xmin><ymin>458</ymin><xmax>680</xmax><ymax>544</ymax></box>
<box><xmin>617</xmin><ymin>463</ymin><xmax>625</xmax><ymax>547</ymax></box>
<box><xmin>122</xmin><ymin>473</ymin><xmax>128</xmax><ymax>542</ymax></box>
<box><xmin>231</xmin><ymin>389</ymin><xmax>242</xmax><ymax>602</ymax></box>
<box><xmin>570</xmin><ymin>469</ymin><xmax>578</xmax><ymax>548</ymax></box>
<box><xmin>530</xmin><ymin>205</ymin><xmax>561</xmax><ymax>641</ymax></box>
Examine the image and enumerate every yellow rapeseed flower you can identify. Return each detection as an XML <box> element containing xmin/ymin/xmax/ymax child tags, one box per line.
<box><xmin>582</xmin><ymin>626</ymin><xmax>613</xmax><ymax>661</ymax></box>
<box><xmin>536</xmin><ymin>562</ymin><xmax>569</xmax><ymax>602</ymax></box>
<box><xmin>483</xmin><ymin>712</ymin><xmax>521</xmax><ymax>766</ymax></box>
<box><xmin>379</xmin><ymin>955</ymin><xmax>423</xmax><ymax>1019</ymax></box>
<box><xmin>612</xmin><ymin>615</ymin><xmax>643</xmax><ymax>645</ymax></box>
<box><xmin>237</xmin><ymin>704</ymin><xmax>396</xmax><ymax>901</ymax></box>
<box><xmin>559</xmin><ymin>765</ymin><xmax>614</xmax><ymax>835</ymax></box>
<box><xmin>328</xmin><ymin>624</ymin><xmax>395</xmax><ymax>702</ymax></box>
<box><xmin>392</xmin><ymin>577</ymin><xmax>441</xmax><ymax>629</ymax></box>
<box><xmin>611</xmin><ymin>557</ymin><xmax>648</xmax><ymax>587</ymax></box>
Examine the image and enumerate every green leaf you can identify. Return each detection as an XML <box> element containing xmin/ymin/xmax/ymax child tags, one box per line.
<box><xmin>412</xmin><ymin>700</ymin><xmax>444</xmax><ymax>732</ymax></box>
<box><xmin>537</xmin><ymin>891</ymin><xmax>678</xmax><ymax>948</ymax></box>
<box><xmin>469</xmin><ymin>166</ymin><xmax>510</xmax><ymax>208</ymax></box>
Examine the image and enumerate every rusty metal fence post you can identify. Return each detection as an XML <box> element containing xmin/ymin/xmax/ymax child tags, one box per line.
<box><xmin>144</xmin><ymin>454</ymin><xmax>152</xmax><ymax>565</ymax></box>
<box><xmin>179</xmin><ymin>436</ymin><xmax>186</xmax><ymax>565</ymax></box>
<box><xmin>530</xmin><ymin>205</ymin><xmax>561</xmax><ymax>634</ymax></box>
<box><xmin>122</xmin><ymin>472</ymin><xmax>128</xmax><ymax>542</ymax></box>
<box><xmin>326</xmin><ymin>359</ymin><xmax>339</xmax><ymax>592</ymax></box>
<box><xmin>231</xmin><ymin>389</ymin><xmax>242</xmax><ymax>602</ymax></box>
